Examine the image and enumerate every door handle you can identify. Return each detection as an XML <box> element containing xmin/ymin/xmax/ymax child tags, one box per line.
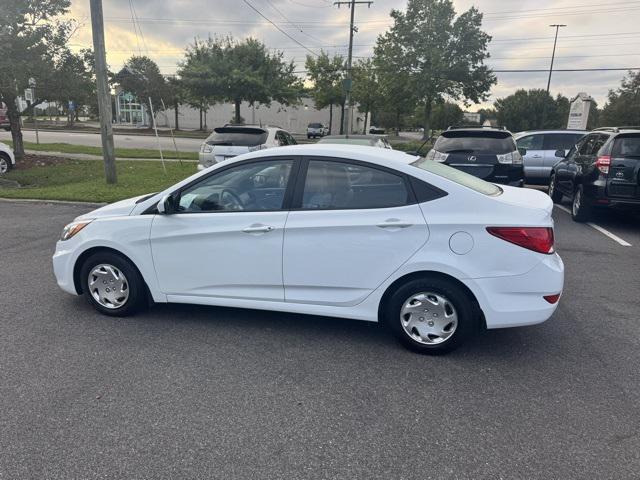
<box><xmin>242</xmin><ymin>225</ymin><xmax>275</xmax><ymax>234</ymax></box>
<box><xmin>377</xmin><ymin>220</ymin><xmax>413</xmax><ymax>229</ymax></box>
<box><xmin>531</xmin><ymin>155</ymin><xmax>543</xmax><ymax>159</ymax></box>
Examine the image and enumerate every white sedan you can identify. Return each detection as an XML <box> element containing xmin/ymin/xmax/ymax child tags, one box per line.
<box><xmin>53</xmin><ymin>145</ymin><xmax>564</xmax><ymax>354</ymax></box>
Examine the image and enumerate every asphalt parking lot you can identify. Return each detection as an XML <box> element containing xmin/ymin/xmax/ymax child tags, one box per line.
<box><xmin>1</xmin><ymin>199</ymin><xmax>639</xmax><ymax>479</ymax></box>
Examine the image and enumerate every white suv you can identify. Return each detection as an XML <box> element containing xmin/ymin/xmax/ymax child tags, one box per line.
<box><xmin>0</xmin><ymin>141</ymin><xmax>15</xmax><ymax>175</ymax></box>
<box><xmin>198</xmin><ymin>125</ymin><xmax>296</xmax><ymax>170</ymax></box>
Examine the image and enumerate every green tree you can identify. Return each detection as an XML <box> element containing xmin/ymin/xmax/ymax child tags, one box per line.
<box><xmin>115</xmin><ymin>56</ymin><xmax>167</xmax><ymax>120</ymax></box>
<box><xmin>374</xmin><ymin>67</ymin><xmax>415</xmax><ymax>134</ymax></box>
<box><xmin>429</xmin><ymin>101</ymin><xmax>464</xmax><ymax>130</ymax></box>
<box><xmin>494</xmin><ymin>89</ymin><xmax>571</xmax><ymax>131</ymax></box>
<box><xmin>0</xmin><ymin>0</ymin><xmax>73</xmax><ymax>160</ymax></box>
<box><xmin>47</xmin><ymin>49</ymin><xmax>96</xmax><ymax>126</ymax></box>
<box><xmin>351</xmin><ymin>58</ymin><xmax>380</xmax><ymax>134</ymax></box>
<box><xmin>305</xmin><ymin>52</ymin><xmax>345</xmax><ymax>134</ymax></box>
<box><xmin>601</xmin><ymin>71</ymin><xmax>640</xmax><ymax>126</ymax></box>
<box><xmin>164</xmin><ymin>76</ymin><xmax>185</xmax><ymax>130</ymax></box>
<box><xmin>374</xmin><ymin>0</ymin><xmax>495</xmax><ymax>139</ymax></box>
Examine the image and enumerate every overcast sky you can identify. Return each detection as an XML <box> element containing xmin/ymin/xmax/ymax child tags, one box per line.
<box><xmin>67</xmin><ymin>0</ymin><xmax>640</xmax><ymax>109</ymax></box>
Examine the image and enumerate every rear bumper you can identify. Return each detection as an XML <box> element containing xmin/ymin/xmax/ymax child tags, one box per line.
<box><xmin>465</xmin><ymin>253</ymin><xmax>564</xmax><ymax>329</ymax></box>
<box><xmin>584</xmin><ymin>178</ymin><xmax>640</xmax><ymax>207</ymax></box>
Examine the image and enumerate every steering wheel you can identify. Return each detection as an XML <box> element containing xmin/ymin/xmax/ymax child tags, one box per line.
<box><xmin>220</xmin><ymin>189</ymin><xmax>244</xmax><ymax>211</ymax></box>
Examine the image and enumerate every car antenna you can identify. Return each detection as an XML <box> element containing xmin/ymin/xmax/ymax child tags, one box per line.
<box><xmin>414</xmin><ymin>137</ymin><xmax>432</xmax><ymax>157</ymax></box>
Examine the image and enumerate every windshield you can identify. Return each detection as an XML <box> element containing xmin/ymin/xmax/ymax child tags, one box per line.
<box><xmin>411</xmin><ymin>158</ymin><xmax>503</xmax><ymax>196</ymax></box>
<box><xmin>612</xmin><ymin>135</ymin><xmax>640</xmax><ymax>157</ymax></box>
<box><xmin>206</xmin><ymin>127</ymin><xmax>268</xmax><ymax>147</ymax></box>
<box><xmin>435</xmin><ymin>132</ymin><xmax>515</xmax><ymax>154</ymax></box>
<box><xmin>308</xmin><ymin>123</ymin><xmax>323</xmax><ymax>128</ymax></box>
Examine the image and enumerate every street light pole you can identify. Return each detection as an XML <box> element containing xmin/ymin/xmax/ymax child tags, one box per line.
<box><xmin>541</xmin><ymin>24</ymin><xmax>566</xmax><ymax>128</ymax></box>
<box><xmin>90</xmin><ymin>0</ymin><xmax>117</xmax><ymax>184</ymax></box>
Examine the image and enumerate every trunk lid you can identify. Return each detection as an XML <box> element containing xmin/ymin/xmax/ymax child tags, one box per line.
<box><xmin>445</xmin><ymin>152</ymin><xmax>498</xmax><ymax>180</ymax></box>
<box><xmin>493</xmin><ymin>185</ymin><xmax>553</xmax><ymax>219</ymax></box>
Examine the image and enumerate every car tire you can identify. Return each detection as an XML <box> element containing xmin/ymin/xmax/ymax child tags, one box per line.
<box><xmin>548</xmin><ymin>173</ymin><xmax>563</xmax><ymax>203</ymax></box>
<box><xmin>384</xmin><ymin>276</ymin><xmax>477</xmax><ymax>354</ymax></box>
<box><xmin>0</xmin><ymin>153</ymin><xmax>12</xmax><ymax>175</ymax></box>
<box><xmin>80</xmin><ymin>252</ymin><xmax>148</xmax><ymax>317</ymax></box>
<box><xmin>571</xmin><ymin>185</ymin><xmax>590</xmax><ymax>222</ymax></box>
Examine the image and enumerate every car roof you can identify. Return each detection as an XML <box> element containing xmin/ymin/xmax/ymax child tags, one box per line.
<box><xmin>514</xmin><ymin>129</ymin><xmax>588</xmax><ymax>136</ymax></box>
<box><xmin>322</xmin><ymin>134</ymin><xmax>384</xmax><ymax>140</ymax></box>
<box><xmin>235</xmin><ymin>144</ymin><xmax>416</xmax><ymax>165</ymax></box>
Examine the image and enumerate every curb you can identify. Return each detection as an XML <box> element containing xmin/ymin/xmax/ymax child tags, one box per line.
<box><xmin>0</xmin><ymin>197</ymin><xmax>106</xmax><ymax>208</ymax></box>
<box><xmin>24</xmin><ymin>150</ymin><xmax>198</xmax><ymax>163</ymax></box>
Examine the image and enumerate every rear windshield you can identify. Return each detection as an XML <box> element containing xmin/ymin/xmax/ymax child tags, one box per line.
<box><xmin>308</xmin><ymin>123</ymin><xmax>323</xmax><ymax>128</ymax></box>
<box><xmin>435</xmin><ymin>131</ymin><xmax>516</xmax><ymax>155</ymax></box>
<box><xmin>206</xmin><ymin>127</ymin><xmax>268</xmax><ymax>147</ymax></box>
<box><xmin>411</xmin><ymin>158</ymin><xmax>503</xmax><ymax>196</ymax></box>
<box><xmin>612</xmin><ymin>134</ymin><xmax>640</xmax><ymax>157</ymax></box>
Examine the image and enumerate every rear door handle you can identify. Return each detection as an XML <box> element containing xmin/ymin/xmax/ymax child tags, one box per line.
<box><xmin>531</xmin><ymin>155</ymin><xmax>543</xmax><ymax>159</ymax></box>
<box><xmin>242</xmin><ymin>224</ymin><xmax>275</xmax><ymax>234</ymax></box>
<box><xmin>377</xmin><ymin>220</ymin><xmax>413</xmax><ymax>229</ymax></box>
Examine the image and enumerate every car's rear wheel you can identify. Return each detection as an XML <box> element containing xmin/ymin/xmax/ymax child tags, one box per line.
<box><xmin>548</xmin><ymin>173</ymin><xmax>563</xmax><ymax>203</ymax></box>
<box><xmin>80</xmin><ymin>252</ymin><xmax>148</xmax><ymax>316</ymax></box>
<box><xmin>0</xmin><ymin>153</ymin><xmax>12</xmax><ymax>175</ymax></box>
<box><xmin>571</xmin><ymin>185</ymin><xmax>590</xmax><ymax>222</ymax></box>
<box><xmin>384</xmin><ymin>277</ymin><xmax>477</xmax><ymax>354</ymax></box>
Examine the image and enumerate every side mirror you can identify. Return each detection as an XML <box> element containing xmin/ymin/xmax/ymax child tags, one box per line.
<box><xmin>157</xmin><ymin>194</ymin><xmax>176</xmax><ymax>214</ymax></box>
<box><xmin>554</xmin><ymin>149</ymin><xmax>566</xmax><ymax>158</ymax></box>
<box><xmin>518</xmin><ymin>147</ymin><xmax>527</xmax><ymax>156</ymax></box>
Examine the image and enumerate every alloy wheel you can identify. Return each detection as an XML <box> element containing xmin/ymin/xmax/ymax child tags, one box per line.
<box><xmin>400</xmin><ymin>292</ymin><xmax>458</xmax><ymax>345</ymax></box>
<box><xmin>0</xmin><ymin>158</ymin><xmax>8</xmax><ymax>174</ymax></box>
<box><xmin>572</xmin><ymin>188</ymin><xmax>581</xmax><ymax>217</ymax></box>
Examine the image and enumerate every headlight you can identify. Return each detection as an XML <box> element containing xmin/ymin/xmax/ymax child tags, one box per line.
<box><xmin>200</xmin><ymin>143</ymin><xmax>213</xmax><ymax>153</ymax></box>
<box><xmin>61</xmin><ymin>220</ymin><xmax>93</xmax><ymax>241</ymax></box>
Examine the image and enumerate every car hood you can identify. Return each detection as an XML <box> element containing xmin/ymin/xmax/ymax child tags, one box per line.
<box><xmin>76</xmin><ymin>193</ymin><xmax>155</xmax><ymax>220</ymax></box>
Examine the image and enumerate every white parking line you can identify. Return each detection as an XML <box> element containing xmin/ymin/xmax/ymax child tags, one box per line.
<box><xmin>555</xmin><ymin>205</ymin><xmax>632</xmax><ymax>247</ymax></box>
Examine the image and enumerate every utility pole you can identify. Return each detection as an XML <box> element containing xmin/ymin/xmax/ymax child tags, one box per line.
<box><xmin>541</xmin><ymin>24</ymin><xmax>566</xmax><ymax>128</ymax></box>
<box><xmin>334</xmin><ymin>0</ymin><xmax>372</xmax><ymax>137</ymax></box>
<box><xmin>90</xmin><ymin>0</ymin><xmax>117</xmax><ymax>184</ymax></box>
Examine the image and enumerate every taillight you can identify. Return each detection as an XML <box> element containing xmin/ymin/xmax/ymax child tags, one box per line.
<box><xmin>486</xmin><ymin>227</ymin><xmax>555</xmax><ymax>254</ymax></box>
<box><xmin>543</xmin><ymin>293</ymin><xmax>561</xmax><ymax>304</ymax></box>
<box><xmin>596</xmin><ymin>155</ymin><xmax>611</xmax><ymax>174</ymax></box>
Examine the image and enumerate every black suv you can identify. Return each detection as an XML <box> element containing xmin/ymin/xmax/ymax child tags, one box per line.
<box><xmin>549</xmin><ymin>127</ymin><xmax>640</xmax><ymax>222</ymax></box>
<box><xmin>426</xmin><ymin>127</ymin><xmax>525</xmax><ymax>187</ymax></box>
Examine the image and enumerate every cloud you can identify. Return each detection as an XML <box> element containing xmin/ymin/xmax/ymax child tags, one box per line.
<box><xmin>66</xmin><ymin>0</ymin><xmax>638</xmax><ymax>107</ymax></box>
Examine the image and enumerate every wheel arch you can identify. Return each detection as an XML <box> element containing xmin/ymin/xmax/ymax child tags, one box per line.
<box><xmin>73</xmin><ymin>246</ymin><xmax>150</xmax><ymax>297</ymax></box>
<box><xmin>377</xmin><ymin>270</ymin><xmax>485</xmax><ymax>328</ymax></box>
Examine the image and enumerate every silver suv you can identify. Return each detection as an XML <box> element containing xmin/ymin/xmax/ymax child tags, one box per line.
<box><xmin>514</xmin><ymin>130</ymin><xmax>587</xmax><ymax>184</ymax></box>
<box><xmin>198</xmin><ymin>125</ymin><xmax>296</xmax><ymax>170</ymax></box>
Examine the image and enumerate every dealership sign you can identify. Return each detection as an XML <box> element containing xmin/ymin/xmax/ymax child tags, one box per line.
<box><xmin>567</xmin><ymin>92</ymin><xmax>593</xmax><ymax>130</ymax></box>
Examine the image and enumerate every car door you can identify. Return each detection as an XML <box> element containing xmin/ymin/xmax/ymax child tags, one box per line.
<box><xmin>282</xmin><ymin>158</ymin><xmax>429</xmax><ymax>306</ymax></box>
<box><xmin>556</xmin><ymin>135</ymin><xmax>592</xmax><ymax>194</ymax></box>
<box><xmin>150</xmin><ymin>157</ymin><xmax>298</xmax><ymax>301</ymax></box>
<box><xmin>516</xmin><ymin>134</ymin><xmax>545</xmax><ymax>180</ymax></box>
<box><xmin>543</xmin><ymin>133</ymin><xmax>585</xmax><ymax>175</ymax></box>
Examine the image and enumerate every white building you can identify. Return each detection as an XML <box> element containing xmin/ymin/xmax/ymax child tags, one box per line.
<box><xmin>114</xmin><ymin>91</ymin><xmax>369</xmax><ymax>134</ymax></box>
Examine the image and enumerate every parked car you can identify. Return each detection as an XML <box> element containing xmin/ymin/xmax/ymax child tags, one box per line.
<box><xmin>0</xmin><ymin>142</ymin><xmax>15</xmax><ymax>175</ymax></box>
<box><xmin>198</xmin><ymin>125</ymin><xmax>296</xmax><ymax>170</ymax></box>
<box><xmin>514</xmin><ymin>130</ymin><xmax>587</xmax><ymax>184</ymax></box>
<box><xmin>307</xmin><ymin>123</ymin><xmax>326</xmax><ymax>139</ymax></box>
<box><xmin>426</xmin><ymin>127</ymin><xmax>525</xmax><ymax>187</ymax></box>
<box><xmin>0</xmin><ymin>104</ymin><xmax>10</xmax><ymax>131</ymax></box>
<box><xmin>317</xmin><ymin>134</ymin><xmax>392</xmax><ymax>149</ymax></box>
<box><xmin>369</xmin><ymin>126</ymin><xmax>385</xmax><ymax>134</ymax></box>
<box><xmin>549</xmin><ymin>127</ymin><xmax>640</xmax><ymax>221</ymax></box>
<box><xmin>53</xmin><ymin>144</ymin><xmax>563</xmax><ymax>354</ymax></box>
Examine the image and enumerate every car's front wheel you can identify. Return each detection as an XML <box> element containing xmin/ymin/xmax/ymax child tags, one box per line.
<box><xmin>548</xmin><ymin>173</ymin><xmax>563</xmax><ymax>203</ymax></box>
<box><xmin>0</xmin><ymin>153</ymin><xmax>12</xmax><ymax>175</ymax></box>
<box><xmin>571</xmin><ymin>185</ymin><xmax>590</xmax><ymax>222</ymax></box>
<box><xmin>80</xmin><ymin>252</ymin><xmax>148</xmax><ymax>316</ymax></box>
<box><xmin>384</xmin><ymin>277</ymin><xmax>477</xmax><ymax>354</ymax></box>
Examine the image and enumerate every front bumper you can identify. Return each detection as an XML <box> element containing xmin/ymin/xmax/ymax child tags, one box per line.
<box><xmin>52</xmin><ymin>241</ymin><xmax>80</xmax><ymax>295</ymax></box>
<box><xmin>466</xmin><ymin>252</ymin><xmax>564</xmax><ymax>329</ymax></box>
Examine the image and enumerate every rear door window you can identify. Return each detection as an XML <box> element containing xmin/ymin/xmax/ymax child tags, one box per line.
<box><xmin>300</xmin><ymin>160</ymin><xmax>410</xmax><ymax>210</ymax></box>
<box><xmin>435</xmin><ymin>131</ymin><xmax>516</xmax><ymax>154</ymax></box>
<box><xmin>411</xmin><ymin>158</ymin><xmax>502</xmax><ymax>196</ymax></box>
<box><xmin>206</xmin><ymin>127</ymin><xmax>268</xmax><ymax>147</ymax></box>
<box><xmin>517</xmin><ymin>135</ymin><xmax>543</xmax><ymax>150</ymax></box>
<box><xmin>543</xmin><ymin>133</ymin><xmax>584</xmax><ymax>151</ymax></box>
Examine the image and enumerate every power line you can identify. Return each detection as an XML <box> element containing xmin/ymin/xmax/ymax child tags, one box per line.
<box><xmin>264</xmin><ymin>0</ymin><xmax>326</xmax><ymax>46</ymax></box>
<box><xmin>241</xmin><ymin>0</ymin><xmax>319</xmax><ymax>56</ymax></box>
